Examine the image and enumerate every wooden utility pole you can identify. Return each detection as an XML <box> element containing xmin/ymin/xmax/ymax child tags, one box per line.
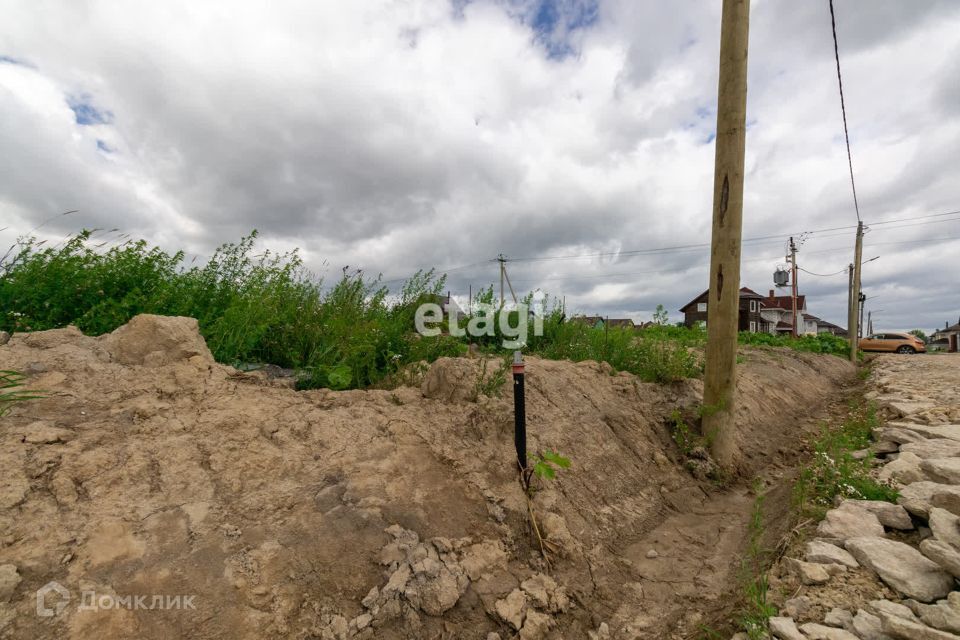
<box><xmin>702</xmin><ymin>0</ymin><xmax>751</xmax><ymax>470</ymax></box>
<box><xmin>847</xmin><ymin>263</ymin><xmax>854</xmax><ymax>353</ymax></box>
<box><xmin>789</xmin><ymin>237</ymin><xmax>799</xmax><ymax>337</ymax></box>
<box><xmin>498</xmin><ymin>255</ymin><xmax>506</xmax><ymax>310</ymax></box>
<box><xmin>848</xmin><ymin>221</ymin><xmax>863</xmax><ymax>362</ymax></box>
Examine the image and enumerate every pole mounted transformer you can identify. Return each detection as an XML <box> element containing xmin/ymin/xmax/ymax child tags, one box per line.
<box><xmin>773</xmin><ymin>268</ymin><xmax>789</xmax><ymax>287</ymax></box>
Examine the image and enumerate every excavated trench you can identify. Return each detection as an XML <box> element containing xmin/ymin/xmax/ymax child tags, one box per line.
<box><xmin>0</xmin><ymin>315</ymin><xmax>856</xmax><ymax>639</ymax></box>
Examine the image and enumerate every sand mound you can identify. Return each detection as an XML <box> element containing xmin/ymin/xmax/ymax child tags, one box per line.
<box><xmin>0</xmin><ymin>316</ymin><xmax>853</xmax><ymax>639</ymax></box>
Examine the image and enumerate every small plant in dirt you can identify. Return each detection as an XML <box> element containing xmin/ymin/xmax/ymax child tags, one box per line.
<box><xmin>670</xmin><ymin>409</ymin><xmax>696</xmax><ymax>455</ymax></box>
<box><xmin>472</xmin><ymin>357</ymin><xmax>509</xmax><ymax>400</ymax></box>
<box><xmin>737</xmin><ymin>480</ymin><xmax>778</xmax><ymax>638</ymax></box>
<box><xmin>521</xmin><ymin>449</ymin><xmax>571</xmax><ymax>569</ymax></box>
<box><xmin>0</xmin><ymin>370</ymin><xmax>43</xmax><ymax>417</ymax></box>
<box><xmin>527</xmin><ymin>450</ymin><xmax>571</xmax><ymax>485</ymax></box>
<box><xmin>793</xmin><ymin>401</ymin><xmax>898</xmax><ymax>517</ymax></box>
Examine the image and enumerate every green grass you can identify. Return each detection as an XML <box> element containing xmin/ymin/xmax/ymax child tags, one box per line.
<box><xmin>0</xmin><ymin>370</ymin><xmax>43</xmax><ymax>417</ymax></box>
<box><xmin>738</xmin><ymin>330</ymin><xmax>851</xmax><ymax>357</ymax></box>
<box><xmin>0</xmin><ymin>229</ymin><xmax>855</xmax><ymax>390</ymax></box>
<box><xmin>738</xmin><ymin>481</ymin><xmax>778</xmax><ymax>639</ymax></box>
<box><xmin>1</xmin><ymin>231</ymin><xmax>463</xmax><ymax>390</ymax></box>
<box><xmin>794</xmin><ymin>401</ymin><xmax>899</xmax><ymax>517</ymax></box>
<box><xmin>530</xmin><ymin>321</ymin><xmax>703</xmax><ymax>383</ymax></box>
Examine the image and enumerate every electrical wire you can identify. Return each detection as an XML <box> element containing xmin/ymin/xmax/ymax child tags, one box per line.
<box><xmin>829</xmin><ymin>0</ymin><xmax>861</xmax><ymax>223</ymax></box>
<box><xmin>798</xmin><ymin>266</ymin><xmax>847</xmax><ymax>277</ymax></box>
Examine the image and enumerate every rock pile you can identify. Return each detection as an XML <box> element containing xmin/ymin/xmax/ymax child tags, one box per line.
<box><xmin>758</xmin><ymin>355</ymin><xmax>960</xmax><ymax>639</ymax></box>
<box><xmin>313</xmin><ymin>525</ymin><xmax>571</xmax><ymax>640</ymax></box>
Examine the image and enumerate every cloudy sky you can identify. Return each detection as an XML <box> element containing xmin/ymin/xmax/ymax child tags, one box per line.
<box><xmin>1</xmin><ymin>0</ymin><xmax>958</xmax><ymax>332</ymax></box>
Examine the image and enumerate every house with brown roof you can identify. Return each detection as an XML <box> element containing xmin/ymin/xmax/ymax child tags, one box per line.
<box><xmin>680</xmin><ymin>287</ymin><xmax>765</xmax><ymax>332</ymax></box>
<box><xmin>932</xmin><ymin>318</ymin><xmax>960</xmax><ymax>352</ymax></box>
<box><xmin>569</xmin><ymin>316</ymin><xmax>636</xmax><ymax>330</ymax></box>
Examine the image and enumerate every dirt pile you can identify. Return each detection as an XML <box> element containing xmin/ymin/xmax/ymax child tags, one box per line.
<box><xmin>0</xmin><ymin>315</ymin><xmax>853</xmax><ymax>639</ymax></box>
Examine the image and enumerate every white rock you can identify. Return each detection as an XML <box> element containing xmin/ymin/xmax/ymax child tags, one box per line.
<box><xmin>799</xmin><ymin>622</ymin><xmax>860</xmax><ymax>639</ymax></box>
<box><xmin>784</xmin><ymin>558</ymin><xmax>832</xmax><ymax>585</ymax></box>
<box><xmin>824</xmin><ymin>607</ymin><xmax>854</xmax><ymax>628</ymax></box>
<box><xmin>923</xmin><ymin>459</ymin><xmax>960</xmax><ymax>485</ymax></box>
<box><xmin>928</xmin><ymin>507</ymin><xmax>960</xmax><ymax>547</ymax></box>
<box><xmin>868</xmin><ymin>599</ymin><xmax>919</xmax><ymax>622</ymax></box>
<box><xmin>843</xmin><ymin>500</ymin><xmax>914</xmax><ymax>530</ymax></box>
<box><xmin>874</xmin><ymin>427</ymin><xmax>927</xmax><ymax>445</ymax></box>
<box><xmin>879</xmin><ymin>610</ymin><xmax>960</xmax><ymax>639</ymax></box>
<box><xmin>888</xmin><ymin>422</ymin><xmax>960</xmax><ymax>442</ymax></box>
<box><xmin>902</xmin><ymin>439</ymin><xmax>960</xmax><ymax>460</ymax></box>
<box><xmin>919</xmin><ymin>539</ymin><xmax>960</xmax><ymax>579</ymax></box>
<box><xmin>805</xmin><ymin>540</ymin><xmax>859</xmax><ymax>568</ymax></box>
<box><xmin>878</xmin><ymin>452</ymin><xmax>927</xmax><ymax>485</ymax></box>
<box><xmin>769</xmin><ymin>616</ymin><xmax>805</xmax><ymax>640</ymax></box>
<box><xmin>851</xmin><ymin>609</ymin><xmax>891</xmax><ymax>640</ymax></box>
<box><xmin>898</xmin><ymin>482</ymin><xmax>960</xmax><ymax>518</ymax></box>
<box><xmin>818</xmin><ymin>504</ymin><xmax>885</xmax><ymax>540</ymax></box>
<box><xmin>846</xmin><ymin>537</ymin><xmax>954</xmax><ymax>602</ymax></box>
<box><xmin>907</xmin><ymin>595</ymin><xmax>960</xmax><ymax>634</ymax></box>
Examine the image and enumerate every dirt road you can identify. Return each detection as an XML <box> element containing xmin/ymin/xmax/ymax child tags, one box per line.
<box><xmin>0</xmin><ymin>315</ymin><xmax>856</xmax><ymax>639</ymax></box>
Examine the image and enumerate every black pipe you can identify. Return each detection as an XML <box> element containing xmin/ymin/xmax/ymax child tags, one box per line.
<box><xmin>512</xmin><ymin>351</ymin><xmax>527</xmax><ymax>471</ymax></box>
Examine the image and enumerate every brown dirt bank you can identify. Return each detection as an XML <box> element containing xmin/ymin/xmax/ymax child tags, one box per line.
<box><xmin>0</xmin><ymin>315</ymin><xmax>854</xmax><ymax>639</ymax></box>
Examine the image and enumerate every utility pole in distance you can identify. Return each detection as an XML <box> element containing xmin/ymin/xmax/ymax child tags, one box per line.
<box><xmin>498</xmin><ymin>255</ymin><xmax>506</xmax><ymax>310</ymax></box>
<box><xmin>702</xmin><ymin>0</ymin><xmax>751</xmax><ymax>471</ymax></box>
<box><xmin>789</xmin><ymin>237</ymin><xmax>798</xmax><ymax>337</ymax></box>
<box><xmin>848</xmin><ymin>221</ymin><xmax>863</xmax><ymax>362</ymax></box>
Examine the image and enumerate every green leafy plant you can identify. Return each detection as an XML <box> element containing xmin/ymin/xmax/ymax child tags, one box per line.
<box><xmin>0</xmin><ymin>370</ymin><xmax>43</xmax><ymax>417</ymax></box>
<box><xmin>529</xmin><ymin>450</ymin><xmax>571</xmax><ymax>481</ymax></box>
<box><xmin>670</xmin><ymin>409</ymin><xmax>695</xmax><ymax>455</ymax></box>
<box><xmin>472</xmin><ymin>357</ymin><xmax>509</xmax><ymax>400</ymax></box>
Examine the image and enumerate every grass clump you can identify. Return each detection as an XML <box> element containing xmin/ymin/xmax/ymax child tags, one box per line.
<box><xmin>738</xmin><ymin>331</ymin><xmax>850</xmax><ymax>357</ymax></box>
<box><xmin>531</xmin><ymin>321</ymin><xmax>702</xmax><ymax>383</ymax></box>
<box><xmin>0</xmin><ymin>370</ymin><xmax>43</xmax><ymax>417</ymax></box>
<box><xmin>737</xmin><ymin>481</ymin><xmax>777</xmax><ymax>639</ymax></box>
<box><xmin>1</xmin><ymin>229</ymin><xmax>854</xmax><ymax>392</ymax></box>
<box><xmin>794</xmin><ymin>401</ymin><xmax>898</xmax><ymax>517</ymax></box>
<box><xmin>0</xmin><ymin>231</ymin><xmax>462</xmax><ymax>390</ymax></box>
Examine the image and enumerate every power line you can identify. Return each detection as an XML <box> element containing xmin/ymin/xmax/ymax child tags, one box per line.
<box><xmin>869</xmin><ymin>209</ymin><xmax>960</xmax><ymax>226</ymax></box>
<box><xmin>798</xmin><ymin>265</ymin><xmax>847</xmax><ymax>277</ymax></box>
<box><xmin>829</xmin><ymin>0</ymin><xmax>861</xmax><ymax>222</ymax></box>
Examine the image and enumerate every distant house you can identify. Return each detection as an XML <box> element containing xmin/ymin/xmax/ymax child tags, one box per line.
<box><xmin>932</xmin><ymin>319</ymin><xmax>960</xmax><ymax>352</ymax></box>
<box><xmin>606</xmin><ymin>318</ymin><xmax>636</xmax><ymax>329</ymax></box>
<box><xmin>813</xmin><ymin>318</ymin><xmax>847</xmax><ymax>336</ymax></box>
<box><xmin>680</xmin><ymin>287</ymin><xmax>764</xmax><ymax>332</ymax></box>
<box><xmin>569</xmin><ymin>315</ymin><xmax>604</xmax><ymax>328</ymax></box>
<box><xmin>569</xmin><ymin>316</ymin><xmax>635</xmax><ymax>330</ymax></box>
<box><xmin>760</xmin><ymin>289</ymin><xmax>811</xmax><ymax>334</ymax></box>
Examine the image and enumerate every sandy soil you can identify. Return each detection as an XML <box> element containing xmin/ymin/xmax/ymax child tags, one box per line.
<box><xmin>0</xmin><ymin>315</ymin><xmax>854</xmax><ymax>639</ymax></box>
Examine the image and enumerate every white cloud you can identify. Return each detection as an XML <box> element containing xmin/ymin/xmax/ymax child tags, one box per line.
<box><xmin>0</xmin><ymin>0</ymin><xmax>958</xmax><ymax>332</ymax></box>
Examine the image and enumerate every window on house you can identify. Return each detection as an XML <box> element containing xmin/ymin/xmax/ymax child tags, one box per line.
<box><xmin>750</xmin><ymin>300</ymin><xmax>758</xmax><ymax>312</ymax></box>
<box><xmin>697</xmin><ymin>302</ymin><xmax>706</xmax><ymax>312</ymax></box>
<box><xmin>749</xmin><ymin>321</ymin><xmax>757</xmax><ymax>332</ymax></box>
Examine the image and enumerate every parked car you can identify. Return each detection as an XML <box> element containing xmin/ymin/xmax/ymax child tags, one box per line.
<box><xmin>859</xmin><ymin>332</ymin><xmax>927</xmax><ymax>354</ymax></box>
